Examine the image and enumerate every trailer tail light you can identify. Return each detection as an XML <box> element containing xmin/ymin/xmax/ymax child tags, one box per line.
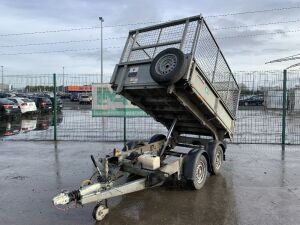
<box><xmin>21</xmin><ymin>102</ymin><xmax>28</xmax><ymax>106</ymax></box>
<box><xmin>3</xmin><ymin>104</ymin><xmax>13</xmax><ymax>109</ymax></box>
<box><xmin>3</xmin><ymin>131</ymin><xmax>13</xmax><ymax>136</ymax></box>
<box><xmin>41</xmin><ymin>122</ymin><xmax>47</xmax><ymax>128</ymax></box>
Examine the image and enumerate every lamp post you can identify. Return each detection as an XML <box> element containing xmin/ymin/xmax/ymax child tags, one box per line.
<box><xmin>62</xmin><ymin>66</ymin><xmax>65</xmax><ymax>92</ymax></box>
<box><xmin>1</xmin><ymin>66</ymin><xmax>3</xmax><ymax>86</ymax></box>
<box><xmin>99</xmin><ymin>17</ymin><xmax>104</xmax><ymax>83</ymax></box>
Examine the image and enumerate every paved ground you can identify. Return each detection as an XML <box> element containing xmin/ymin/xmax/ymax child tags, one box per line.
<box><xmin>0</xmin><ymin>141</ymin><xmax>299</xmax><ymax>225</ymax></box>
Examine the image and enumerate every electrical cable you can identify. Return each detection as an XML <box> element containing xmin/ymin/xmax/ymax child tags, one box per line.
<box><xmin>205</xmin><ymin>5</ymin><xmax>300</xmax><ymax>18</ymax></box>
<box><xmin>213</xmin><ymin>19</ymin><xmax>300</xmax><ymax>30</ymax></box>
<box><xmin>0</xmin><ymin>46</ymin><xmax>122</xmax><ymax>56</ymax></box>
<box><xmin>0</xmin><ymin>5</ymin><xmax>299</xmax><ymax>37</ymax></box>
<box><xmin>0</xmin><ymin>36</ymin><xmax>126</xmax><ymax>48</ymax></box>
<box><xmin>1</xmin><ymin>25</ymin><xmax>300</xmax><ymax>51</ymax></box>
<box><xmin>1</xmin><ymin>26</ymin><xmax>300</xmax><ymax>56</ymax></box>
<box><xmin>217</xmin><ymin>28</ymin><xmax>300</xmax><ymax>39</ymax></box>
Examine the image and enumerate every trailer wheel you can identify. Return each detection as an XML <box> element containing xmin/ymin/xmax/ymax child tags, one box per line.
<box><xmin>211</xmin><ymin>146</ymin><xmax>224</xmax><ymax>175</ymax></box>
<box><xmin>92</xmin><ymin>203</ymin><xmax>109</xmax><ymax>221</ymax></box>
<box><xmin>150</xmin><ymin>48</ymin><xmax>187</xmax><ymax>85</ymax></box>
<box><xmin>183</xmin><ymin>149</ymin><xmax>208</xmax><ymax>190</ymax></box>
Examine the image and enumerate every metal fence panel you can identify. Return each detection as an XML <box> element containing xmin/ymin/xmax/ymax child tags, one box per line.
<box><xmin>233</xmin><ymin>71</ymin><xmax>284</xmax><ymax>143</ymax></box>
<box><xmin>1</xmin><ymin>71</ymin><xmax>300</xmax><ymax>144</ymax></box>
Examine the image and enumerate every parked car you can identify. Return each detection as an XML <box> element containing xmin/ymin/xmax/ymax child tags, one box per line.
<box><xmin>0</xmin><ymin>92</ymin><xmax>15</xmax><ymax>98</ymax></box>
<box><xmin>20</xmin><ymin>119</ymin><xmax>37</xmax><ymax>133</ymax></box>
<box><xmin>239</xmin><ymin>95</ymin><xmax>264</xmax><ymax>106</ymax></box>
<box><xmin>7</xmin><ymin>97</ymin><xmax>37</xmax><ymax>114</ymax></box>
<box><xmin>79</xmin><ymin>93</ymin><xmax>92</xmax><ymax>104</ymax></box>
<box><xmin>15</xmin><ymin>93</ymin><xmax>30</xmax><ymax>98</ymax></box>
<box><xmin>70</xmin><ymin>92</ymin><xmax>79</xmax><ymax>102</ymax></box>
<box><xmin>50</xmin><ymin>97</ymin><xmax>63</xmax><ymax>111</ymax></box>
<box><xmin>0</xmin><ymin>98</ymin><xmax>21</xmax><ymax>118</ymax></box>
<box><xmin>57</xmin><ymin>92</ymin><xmax>70</xmax><ymax>99</ymax></box>
<box><xmin>0</xmin><ymin>118</ymin><xmax>21</xmax><ymax>137</ymax></box>
<box><xmin>35</xmin><ymin>113</ymin><xmax>52</xmax><ymax>130</ymax></box>
<box><xmin>35</xmin><ymin>112</ymin><xmax>63</xmax><ymax>130</ymax></box>
<box><xmin>29</xmin><ymin>96</ymin><xmax>52</xmax><ymax>112</ymax></box>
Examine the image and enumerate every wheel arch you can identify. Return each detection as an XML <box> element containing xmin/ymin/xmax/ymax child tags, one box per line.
<box><xmin>183</xmin><ymin>148</ymin><xmax>209</xmax><ymax>180</ymax></box>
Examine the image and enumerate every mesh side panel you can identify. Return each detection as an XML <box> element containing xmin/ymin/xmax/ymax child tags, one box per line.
<box><xmin>213</xmin><ymin>56</ymin><xmax>232</xmax><ymax>113</ymax></box>
<box><xmin>134</xmin><ymin>29</ymin><xmax>161</xmax><ymax>47</ymax></box>
<box><xmin>129</xmin><ymin>49</ymin><xmax>154</xmax><ymax>61</ymax></box>
<box><xmin>181</xmin><ymin>21</ymin><xmax>198</xmax><ymax>54</ymax></box>
<box><xmin>121</xmin><ymin>21</ymin><xmax>197</xmax><ymax>62</ymax></box>
<box><xmin>194</xmin><ymin>23</ymin><xmax>219</xmax><ymax>81</ymax></box>
<box><xmin>152</xmin><ymin>44</ymin><xmax>181</xmax><ymax>57</ymax></box>
<box><xmin>158</xmin><ymin>24</ymin><xmax>185</xmax><ymax>43</ymax></box>
<box><xmin>195</xmin><ymin>22</ymin><xmax>239</xmax><ymax>117</ymax></box>
<box><xmin>121</xmin><ymin>36</ymin><xmax>134</xmax><ymax>62</ymax></box>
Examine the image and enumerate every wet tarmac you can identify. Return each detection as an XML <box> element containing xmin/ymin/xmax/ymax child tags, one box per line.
<box><xmin>0</xmin><ymin>141</ymin><xmax>299</xmax><ymax>225</ymax></box>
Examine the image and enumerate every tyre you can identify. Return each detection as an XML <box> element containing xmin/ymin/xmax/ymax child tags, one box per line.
<box><xmin>122</xmin><ymin>140</ymin><xmax>145</xmax><ymax>152</ymax></box>
<box><xmin>149</xmin><ymin>134</ymin><xmax>166</xmax><ymax>143</ymax></box>
<box><xmin>150</xmin><ymin>48</ymin><xmax>187</xmax><ymax>85</ymax></box>
<box><xmin>210</xmin><ymin>145</ymin><xmax>224</xmax><ymax>175</ymax></box>
<box><xmin>183</xmin><ymin>149</ymin><xmax>208</xmax><ymax>190</ymax></box>
<box><xmin>92</xmin><ymin>203</ymin><xmax>109</xmax><ymax>221</ymax></box>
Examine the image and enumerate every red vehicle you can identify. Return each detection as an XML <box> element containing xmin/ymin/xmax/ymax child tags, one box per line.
<box><xmin>29</xmin><ymin>96</ymin><xmax>52</xmax><ymax>112</ymax></box>
<box><xmin>0</xmin><ymin>98</ymin><xmax>21</xmax><ymax>118</ymax></box>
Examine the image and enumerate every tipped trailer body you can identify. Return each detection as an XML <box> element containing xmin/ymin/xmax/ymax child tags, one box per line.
<box><xmin>53</xmin><ymin>15</ymin><xmax>240</xmax><ymax>221</ymax></box>
<box><xmin>111</xmin><ymin>15</ymin><xmax>239</xmax><ymax>140</ymax></box>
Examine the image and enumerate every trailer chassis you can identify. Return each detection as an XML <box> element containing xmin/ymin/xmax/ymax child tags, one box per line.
<box><xmin>53</xmin><ymin>119</ymin><xmax>226</xmax><ymax>221</ymax></box>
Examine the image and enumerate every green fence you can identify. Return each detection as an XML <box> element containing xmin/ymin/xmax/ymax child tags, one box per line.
<box><xmin>1</xmin><ymin>71</ymin><xmax>300</xmax><ymax>144</ymax></box>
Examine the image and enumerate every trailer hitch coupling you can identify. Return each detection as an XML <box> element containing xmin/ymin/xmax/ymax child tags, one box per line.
<box><xmin>53</xmin><ymin>192</ymin><xmax>71</xmax><ymax>206</ymax></box>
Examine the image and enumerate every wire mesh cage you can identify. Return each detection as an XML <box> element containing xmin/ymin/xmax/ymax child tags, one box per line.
<box><xmin>119</xmin><ymin>15</ymin><xmax>239</xmax><ymax>118</ymax></box>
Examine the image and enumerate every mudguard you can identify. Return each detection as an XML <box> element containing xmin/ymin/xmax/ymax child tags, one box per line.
<box><xmin>183</xmin><ymin>148</ymin><xmax>209</xmax><ymax>180</ymax></box>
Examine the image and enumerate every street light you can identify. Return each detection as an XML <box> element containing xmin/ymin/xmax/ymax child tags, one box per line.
<box><xmin>99</xmin><ymin>17</ymin><xmax>104</xmax><ymax>83</ymax></box>
<box><xmin>1</xmin><ymin>66</ymin><xmax>3</xmax><ymax>91</ymax></box>
<box><xmin>62</xmin><ymin>66</ymin><xmax>65</xmax><ymax>92</ymax></box>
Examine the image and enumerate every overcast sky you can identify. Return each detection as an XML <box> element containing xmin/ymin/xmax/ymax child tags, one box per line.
<box><xmin>0</xmin><ymin>0</ymin><xmax>300</xmax><ymax>80</ymax></box>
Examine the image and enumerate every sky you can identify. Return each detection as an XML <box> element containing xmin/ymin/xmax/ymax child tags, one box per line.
<box><xmin>0</xmin><ymin>0</ymin><xmax>300</xmax><ymax>81</ymax></box>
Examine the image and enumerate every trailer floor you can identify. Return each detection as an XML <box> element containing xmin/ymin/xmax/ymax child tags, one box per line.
<box><xmin>0</xmin><ymin>141</ymin><xmax>299</xmax><ymax>225</ymax></box>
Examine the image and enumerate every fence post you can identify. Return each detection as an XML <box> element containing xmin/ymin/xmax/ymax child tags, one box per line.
<box><xmin>282</xmin><ymin>69</ymin><xmax>287</xmax><ymax>145</ymax></box>
<box><xmin>53</xmin><ymin>73</ymin><xmax>57</xmax><ymax>141</ymax></box>
<box><xmin>123</xmin><ymin>116</ymin><xmax>126</xmax><ymax>144</ymax></box>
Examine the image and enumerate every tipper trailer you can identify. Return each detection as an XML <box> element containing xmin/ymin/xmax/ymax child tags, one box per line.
<box><xmin>53</xmin><ymin>15</ymin><xmax>240</xmax><ymax>221</ymax></box>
